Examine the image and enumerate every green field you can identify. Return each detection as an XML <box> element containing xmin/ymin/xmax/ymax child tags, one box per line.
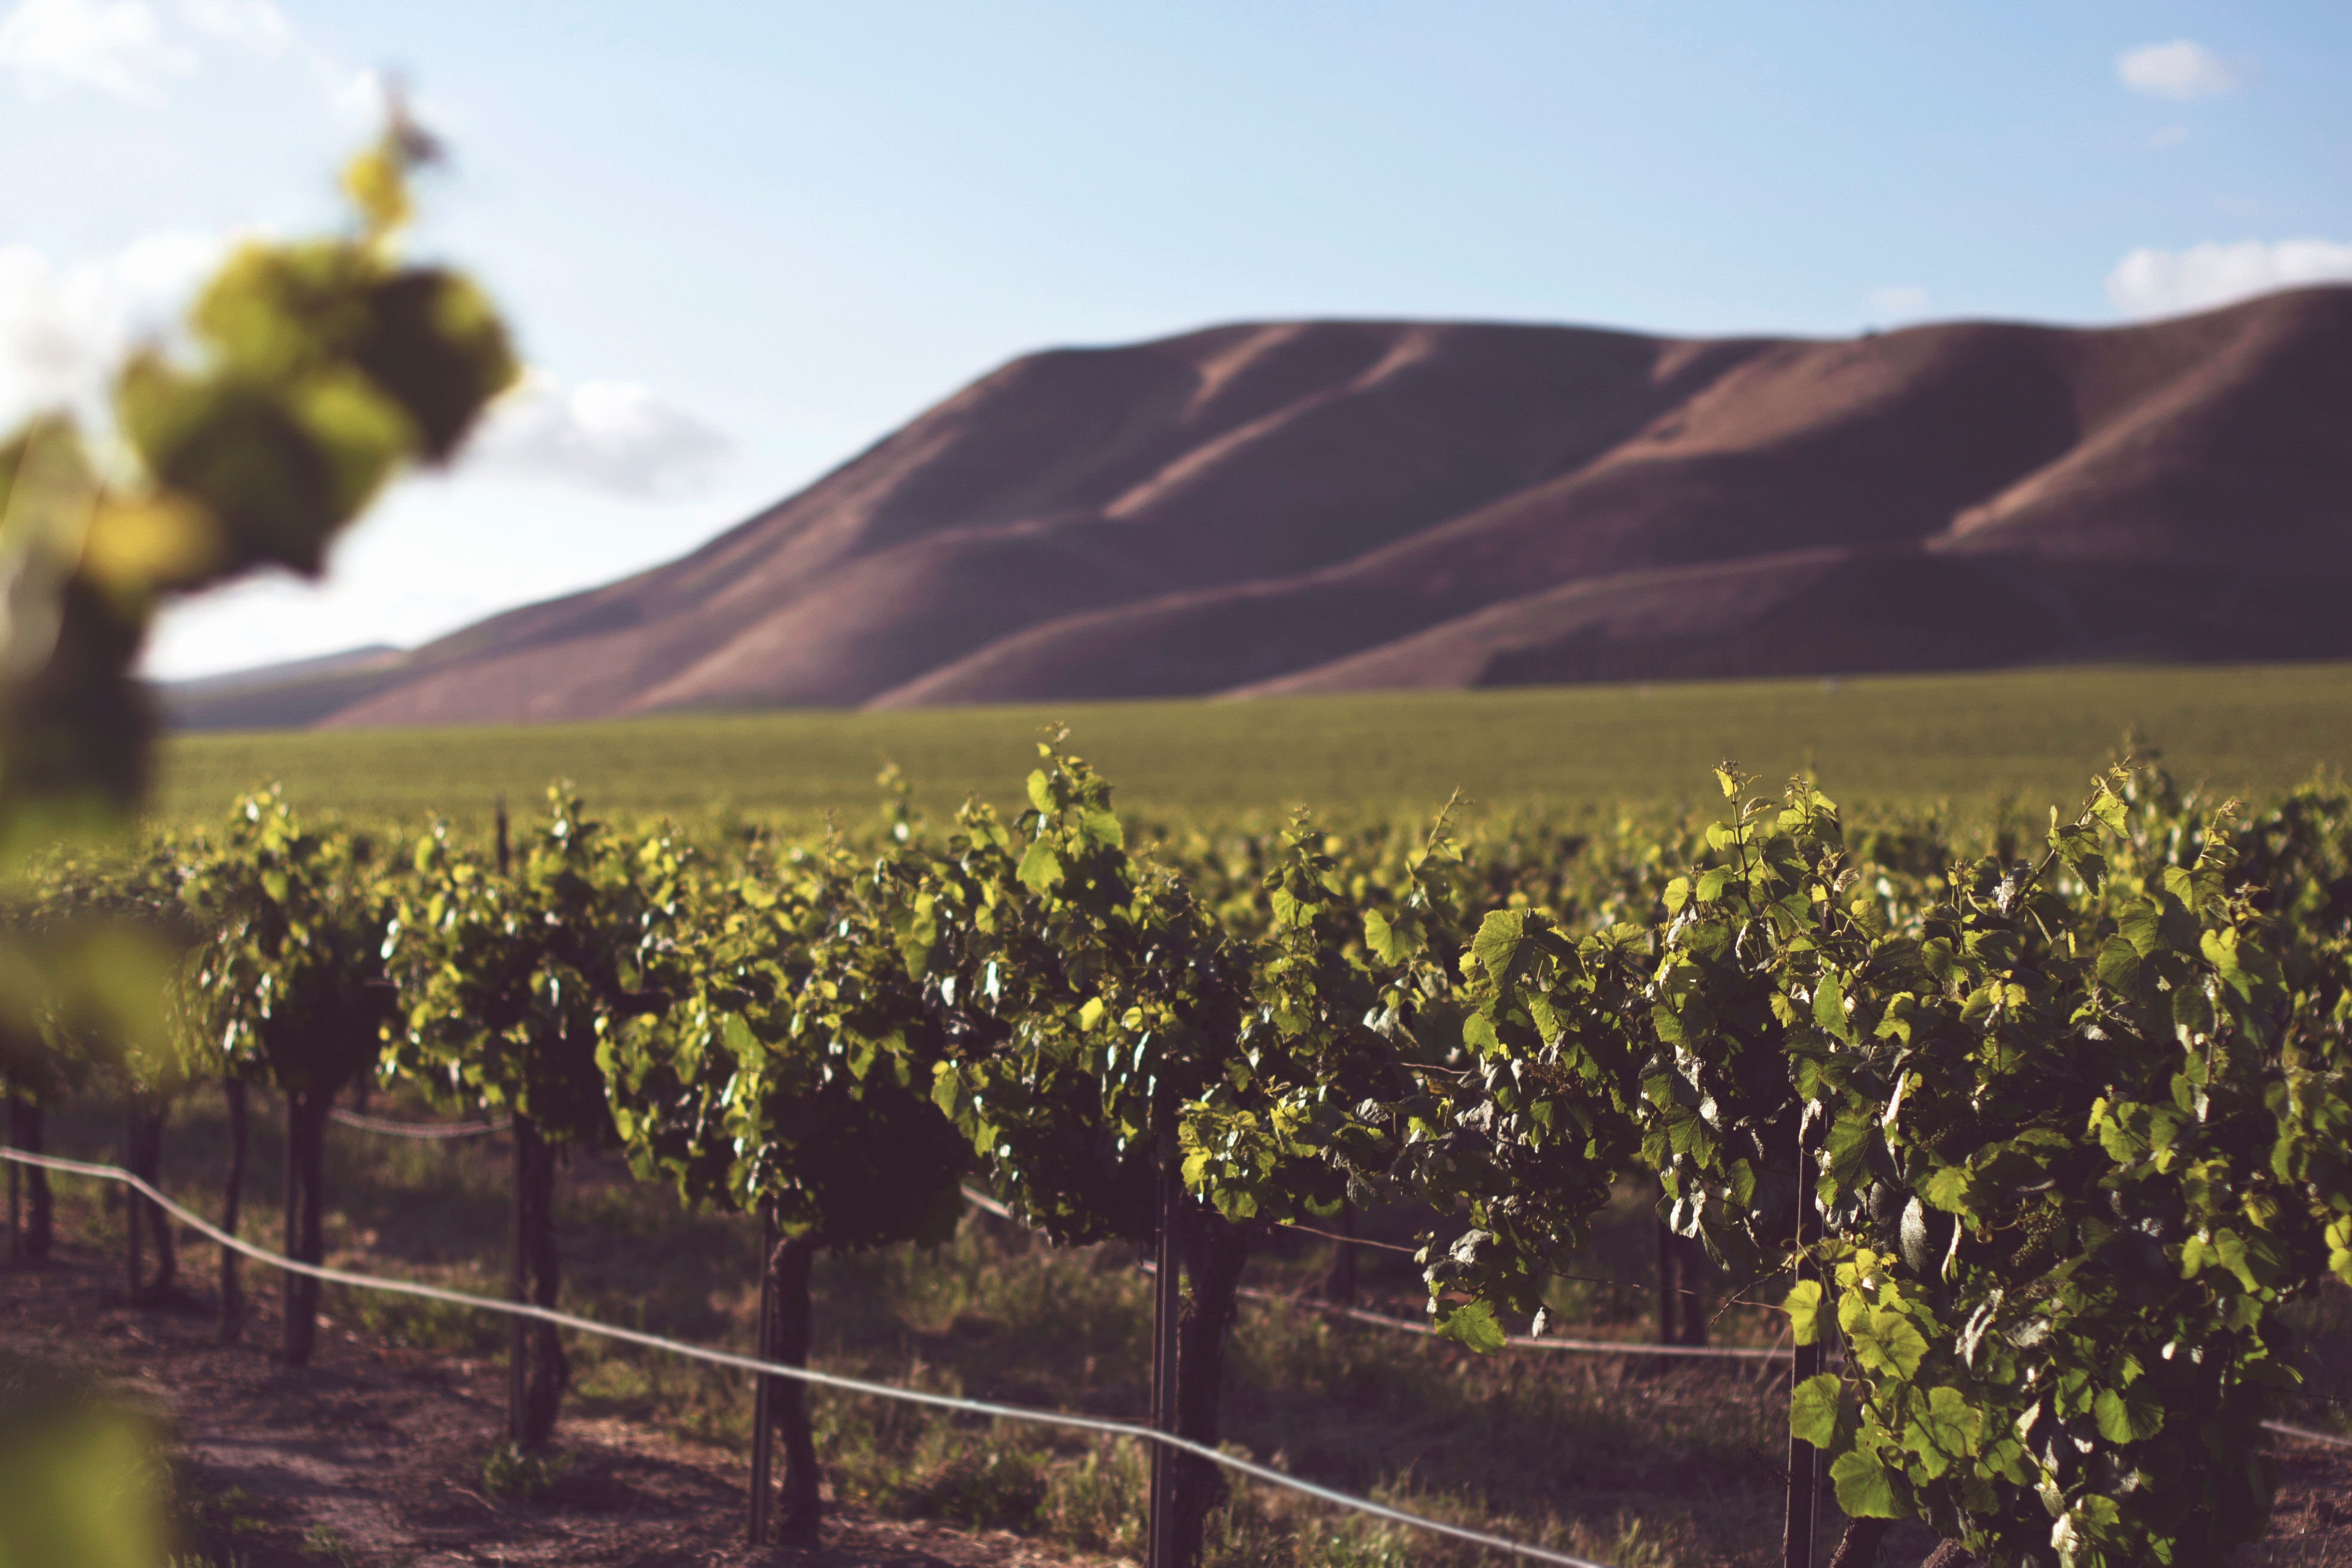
<box><xmin>154</xmin><ymin>662</ymin><xmax>2352</xmax><ymax>829</ymax></box>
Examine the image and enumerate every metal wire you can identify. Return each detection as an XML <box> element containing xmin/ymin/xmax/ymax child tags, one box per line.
<box><xmin>1</xmin><ymin>1147</ymin><xmax>1612</xmax><ymax>1568</ymax></box>
<box><xmin>2263</xmin><ymin>1420</ymin><xmax>2352</xmax><ymax>1450</ymax></box>
<box><xmin>964</xmin><ymin>1187</ymin><xmax>1779</xmax><ymax>1361</ymax></box>
<box><xmin>329</xmin><ymin>1108</ymin><xmax>513</xmax><ymax>1138</ymax></box>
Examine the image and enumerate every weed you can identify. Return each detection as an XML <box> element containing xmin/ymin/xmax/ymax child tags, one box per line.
<box><xmin>174</xmin><ymin>1479</ymin><xmax>268</xmax><ymax>1544</ymax></box>
<box><xmin>907</xmin><ymin>1443</ymin><xmax>1050</xmax><ymax>1530</ymax></box>
<box><xmin>301</xmin><ymin>1523</ymin><xmax>354</xmax><ymax>1564</ymax></box>
<box><xmin>1038</xmin><ymin>1438</ymin><xmax>1146</xmax><ymax>1555</ymax></box>
<box><xmin>478</xmin><ymin>1442</ymin><xmax>569</xmax><ymax>1502</ymax></box>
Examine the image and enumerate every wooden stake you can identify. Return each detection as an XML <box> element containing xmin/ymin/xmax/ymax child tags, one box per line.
<box><xmin>1656</xmin><ymin>1206</ymin><xmax>1677</xmax><ymax>1346</ymax></box>
<box><xmin>1784</xmin><ymin>1128</ymin><xmax>1821</xmax><ymax>1568</ymax></box>
<box><xmin>126</xmin><ymin>1109</ymin><xmax>144</xmax><ymax>1303</ymax></box>
<box><xmin>497</xmin><ymin>795</ymin><xmax>527</xmax><ymax>1447</ymax></box>
<box><xmin>749</xmin><ymin>1206</ymin><xmax>778</xmax><ymax>1545</ymax></box>
<box><xmin>220</xmin><ymin>1079</ymin><xmax>247</xmax><ymax>1342</ymax></box>
<box><xmin>508</xmin><ymin>1115</ymin><xmax>529</xmax><ymax>1446</ymax></box>
<box><xmin>7</xmin><ymin>1074</ymin><xmax>19</xmax><ymax>1265</ymax></box>
<box><xmin>1146</xmin><ymin>1149</ymin><xmax>1181</xmax><ymax>1568</ymax></box>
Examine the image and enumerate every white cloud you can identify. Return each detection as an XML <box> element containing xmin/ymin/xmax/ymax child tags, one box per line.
<box><xmin>176</xmin><ymin>0</ymin><xmax>286</xmax><ymax>55</ymax></box>
<box><xmin>0</xmin><ymin>0</ymin><xmax>295</xmax><ymax>97</ymax></box>
<box><xmin>0</xmin><ymin>229</ymin><xmax>224</xmax><ymax>427</ymax></box>
<box><xmin>1866</xmin><ymin>284</ymin><xmax>1930</xmax><ymax>321</ymax></box>
<box><xmin>2115</xmin><ymin>39</ymin><xmax>2246</xmax><ymax>101</ymax></box>
<box><xmin>2106</xmin><ymin>238</ymin><xmax>2352</xmax><ymax>318</ymax></box>
<box><xmin>463</xmin><ymin>370</ymin><xmax>733</xmax><ymax>498</ymax></box>
<box><xmin>0</xmin><ymin>0</ymin><xmax>188</xmax><ymax>97</ymax></box>
<box><xmin>0</xmin><ymin>252</ymin><xmax>733</xmax><ymax>504</ymax></box>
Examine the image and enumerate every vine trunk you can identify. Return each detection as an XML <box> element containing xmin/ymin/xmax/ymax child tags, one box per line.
<box><xmin>219</xmin><ymin>1079</ymin><xmax>247</xmax><ymax>1342</ymax></box>
<box><xmin>509</xmin><ymin>1114</ymin><xmax>567</xmax><ymax>1447</ymax></box>
<box><xmin>281</xmin><ymin>1087</ymin><xmax>329</xmax><ymax>1365</ymax></box>
<box><xmin>125</xmin><ymin>1099</ymin><xmax>174</xmax><ymax>1304</ymax></box>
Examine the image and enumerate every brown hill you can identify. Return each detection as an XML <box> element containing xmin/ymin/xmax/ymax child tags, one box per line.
<box><xmin>164</xmin><ymin>287</ymin><xmax>2352</xmax><ymax>730</ymax></box>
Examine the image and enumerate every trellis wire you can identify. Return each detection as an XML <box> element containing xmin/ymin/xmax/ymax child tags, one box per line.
<box><xmin>963</xmin><ymin>1186</ymin><xmax>1781</xmax><ymax>1361</ymax></box>
<box><xmin>0</xmin><ymin>1146</ymin><xmax>1610</xmax><ymax>1568</ymax></box>
<box><xmin>329</xmin><ymin>1108</ymin><xmax>513</xmax><ymax>1138</ymax></box>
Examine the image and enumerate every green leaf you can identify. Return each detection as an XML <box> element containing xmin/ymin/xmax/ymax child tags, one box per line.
<box><xmin>1784</xmin><ymin>1279</ymin><xmax>1828</xmax><ymax>1345</ymax></box>
<box><xmin>2092</xmin><ymin>1385</ymin><xmax>2164</xmax><ymax>1444</ymax></box>
<box><xmin>1471</xmin><ymin>909</ymin><xmax>1527</xmax><ymax>985</ymax></box>
<box><xmin>2172</xmin><ymin>983</ymin><xmax>2215</xmax><ymax>1044</ymax></box>
<box><xmin>1919</xmin><ymin>1171</ymin><xmax>1976</xmax><ymax>1222</ymax></box>
<box><xmin>1432</xmin><ymin>1298</ymin><xmax>1506</xmax><ymax>1354</ymax></box>
<box><xmin>1850</xmin><ymin>1307</ymin><xmax>1929</xmax><ymax>1379</ymax></box>
<box><xmin>1790</xmin><ymin>1373</ymin><xmax>1848</xmax><ymax>1447</ymax></box>
<box><xmin>2088</xmin><ymin>788</ymin><xmax>2129</xmax><ymax>835</ymax></box>
<box><xmin>1814</xmin><ymin>974</ymin><xmax>1851</xmax><ymax>1042</ymax></box>
<box><xmin>2096</xmin><ymin>937</ymin><xmax>2141</xmax><ymax>994</ymax></box>
<box><xmin>1079</xmin><ymin>806</ymin><xmax>1123</xmax><ymax>851</ymax></box>
<box><xmin>721</xmin><ymin>1012</ymin><xmax>757</xmax><ymax>1060</ymax></box>
<box><xmin>1364</xmin><ymin>908</ymin><xmax>1409</xmax><ymax>966</ymax></box>
<box><xmin>1828</xmin><ymin>1448</ymin><xmax>1903</xmax><ymax>1518</ymax></box>
<box><xmin>1016</xmin><ymin>841</ymin><xmax>1063</xmax><ymax>892</ymax></box>
<box><xmin>1907</xmin><ymin>1385</ymin><xmax>1985</xmax><ymax>1460</ymax></box>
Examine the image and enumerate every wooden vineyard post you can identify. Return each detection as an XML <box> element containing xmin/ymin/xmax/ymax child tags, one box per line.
<box><xmin>1146</xmin><ymin>1143</ymin><xmax>1182</xmax><ymax>1568</ymax></box>
<box><xmin>507</xmin><ymin>1116</ymin><xmax>531</xmax><ymax>1444</ymax></box>
<box><xmin>5</xmin><ymin>1072</ymin><xmax>16</xmax><ymax>1265</ymax></box>
<box><xmin>1784</xmin><ymin>1126</ymin><xmax>1821</xmax><ymax>1568</ymax></box>
<box><xmin>497</xmin><ymin>798</ymin><xmax>531</xmax><ymax>1448</ymax></box>
<box><xmin>6</xmin><ymin>1072</ymin><xmax>16</xmax><ymax>1266</ymax></box>
<box><xmin>748</xmin><ymin>1206</ymin><xmax>778</xmax><ymax>1545</ymax></box>
<box><xmin>219</xmin><ymin>1079</ymin><xmax>248</xmax><ymax>1342</ymax></box>
<box><xmin>1656</xmin><ymin>1200</ymin><xmax>1677</xmax><ymax>1348</ymax></box>
<box><xmin>125</xmin><ymin>1108</ymin><xmax>143</xmax><ymax>1304</ymax></box>
<box><xmin>1317</xmin><ymin>1201</ymin><xmax>1356</xmax><ymax>1304</ymax></box>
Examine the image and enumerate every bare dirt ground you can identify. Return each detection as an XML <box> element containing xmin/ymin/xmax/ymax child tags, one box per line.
<box><xmin>11</xmin><ymin>1229</ymin><xmax>2352</xmax><ymax>1568</ymax></box>
<box><xmin>2</xmin><ymin>1242</ymin><xmax>1115</xmax><ymax>1568</ymax></box>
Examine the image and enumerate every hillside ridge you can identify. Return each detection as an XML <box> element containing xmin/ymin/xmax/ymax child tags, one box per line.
<box><xmin>161</xmin><ymin>287</ymin><xmax>2352</xmax><ymax>730</ymax></box>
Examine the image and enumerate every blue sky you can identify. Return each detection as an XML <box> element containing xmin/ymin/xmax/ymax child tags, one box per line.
<box><xmin>2</xmin><ymin>1</ymin><xmax>2345</xmax><ymax>678</ymax></box>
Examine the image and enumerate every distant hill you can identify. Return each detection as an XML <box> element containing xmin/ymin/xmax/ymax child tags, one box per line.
<box><xmin>161</xmin><ymin>286</ymin><xmax>2352</xmax><ymax>730</ymax></box>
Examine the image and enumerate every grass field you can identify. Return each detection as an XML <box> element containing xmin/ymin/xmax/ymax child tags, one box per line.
<box><xmin>154</xmin><ymin>663</ymin><xmax>2352</xmax><ymax>831</ymax></box>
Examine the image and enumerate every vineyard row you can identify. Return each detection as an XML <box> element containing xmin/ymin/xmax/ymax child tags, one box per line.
<box><xmin>5</xmin><ymin>748</ymin><xmax>2351</xmax><ymax>1568</ymax></box>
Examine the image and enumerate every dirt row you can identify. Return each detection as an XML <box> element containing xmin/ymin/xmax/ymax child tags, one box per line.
<box><xmin>2</xmin><ymin>1243</ymin><xmax>1110</xmax><ymax>1568</ymax></box>
<box><xmin>12</xmin><ymin>1231</ymin><xmax>2352</xmax><ymax>1567</ymax></box>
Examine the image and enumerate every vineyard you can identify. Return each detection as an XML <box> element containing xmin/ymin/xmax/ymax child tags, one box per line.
<box><xmin>6</xmin><ymin>118</ymin><xmax>2352</xmax><ymax>1568</ymax></box>
<box><xmin>8</xmin><ymin>739</ymin><xmax>2352</xmax><ymax>1568</ymax></box>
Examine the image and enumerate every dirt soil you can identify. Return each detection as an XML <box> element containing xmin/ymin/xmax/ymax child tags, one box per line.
<box><xmin>11</xmin><ymin>1233</ymin><xmax>2352</xmax><ymax>1568</ymax></box>
<box><xmin>2</xmin><ymin>1243</ymin><xmax>1116</xmax><ymax>1568</ymax></box>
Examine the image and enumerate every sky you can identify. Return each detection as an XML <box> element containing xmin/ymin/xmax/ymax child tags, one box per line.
<box><xmin>1</xmin><ymin>1</ymin><xmax>2346</xmax><ymax>681</ymax></box>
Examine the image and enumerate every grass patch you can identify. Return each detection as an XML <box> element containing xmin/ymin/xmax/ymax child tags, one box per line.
<box><xmin>477</xmin><ymin>1441</ymin><xmax>569</xmax><ymax>1501</ymax></box>
<box><xmin>154</xmin><ymin>662</ymin><xmax>2352</xmax><ymax>828</ymax></box>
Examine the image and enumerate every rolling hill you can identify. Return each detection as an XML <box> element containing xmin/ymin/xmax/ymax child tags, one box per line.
<box><xmin>162</xmin><ymin>286</ymin><xmax>2352</xmax><ymax>730</ymax></box>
